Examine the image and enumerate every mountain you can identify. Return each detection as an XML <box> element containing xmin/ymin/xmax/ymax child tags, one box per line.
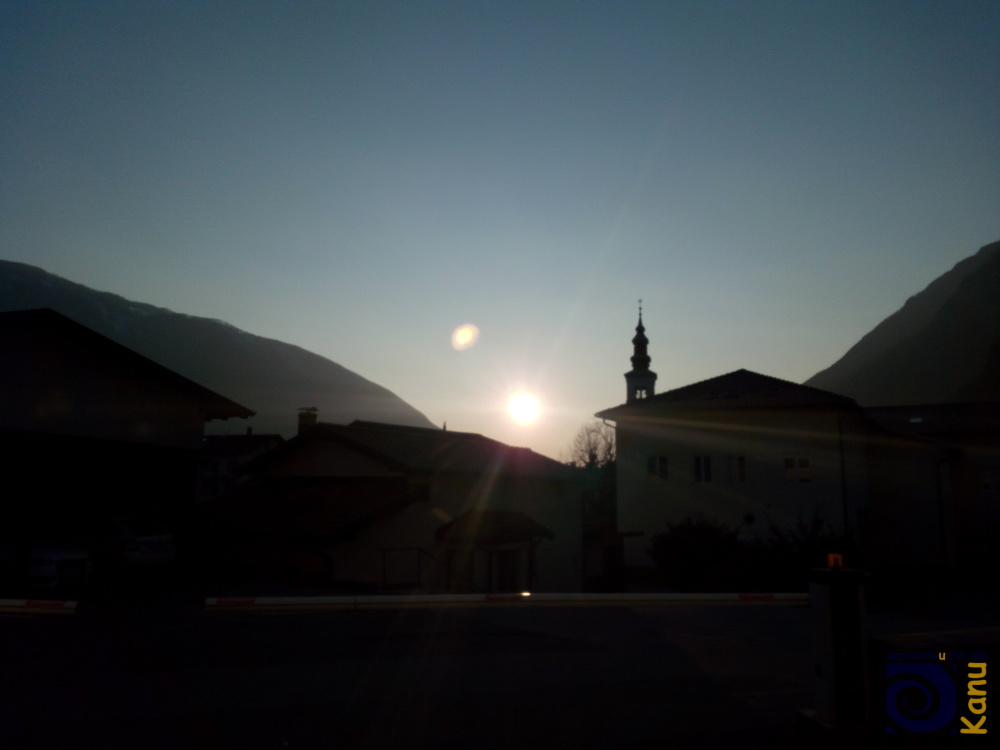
<box><xmin>0</xmin><ymin>260</ymin><xmax>437</xmax><ymax>434</ymax></box>
<box><xmin>805</xmin><ymin>240</ymin><xmax>1000</xmax><ymax>406</ymax></box>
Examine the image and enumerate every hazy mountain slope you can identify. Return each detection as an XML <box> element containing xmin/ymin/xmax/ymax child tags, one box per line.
<box><xmin>805</xmin><ymin>240</ymin><xmax>1000</xmax><ymax>405</ymax></box>
<box><xmin>0</xmin><ymin>260</ymin><xmax>436</xmax><ymax>434</ymax></box>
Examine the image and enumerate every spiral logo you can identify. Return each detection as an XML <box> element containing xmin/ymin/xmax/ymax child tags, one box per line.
<box><xmin>885</xmin><ymin>662</ymin><xmax>958</xmax><ymax>733</ymax></box>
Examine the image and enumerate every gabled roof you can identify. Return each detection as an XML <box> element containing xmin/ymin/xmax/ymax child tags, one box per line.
<box><xmin>596</xmin><ymin>369</ymin><xmax>858</xmax><ymax>420</ymax></box>
<box><xmin>437</xmin><ymin>509</ymin><xmax>555</xmax><ymax>545</ymax></box>
<box><xmin>255</xmin><ymin>420</ymin><xmax>575</xmax><ymax>479</ymax></box>
<box><xmin>0</xmin><ymin>308</ymin><xmax>254</xmax><ymax>420</ymax></box>
<box><xmin>332</xmin><ymin>421</ymin><xmax>575</xmax><ymax>477</ymax></box>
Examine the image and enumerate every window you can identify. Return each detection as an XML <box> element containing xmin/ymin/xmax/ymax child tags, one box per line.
<box><xmin>635</xmin><ymin>388</ymin><xmax>648</xmax><ymax>400</ymax></box>
<box><xmin>727</xmin><ymin>455</ymin><xmax>746</xmax><ymax>483</ymax></box>
<box><xmin>694</xmin><ymin>455</ymin><xmax>712</xmax><ymax>482</ymax></box>
<box><xmin>647</xmin><ymin>456</ymin><xmax>668</xmax><ymax>480</ymax></box>
<box><xmin>785</xmin><ymin>456</ymin><xmax>811</xmax><ymax>482</ymax></box>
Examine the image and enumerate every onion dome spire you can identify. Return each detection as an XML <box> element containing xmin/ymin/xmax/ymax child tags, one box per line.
<box><xmin>625</xmin><ymin>300</ymin><xmax>657</xmax><ymax>402</ymax></box>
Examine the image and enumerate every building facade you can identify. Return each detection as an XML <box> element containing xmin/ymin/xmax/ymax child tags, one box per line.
<box><xmin>595</xmin><ymin>314</ymin><xmax>958</xmax><ymax>580</ymax></box>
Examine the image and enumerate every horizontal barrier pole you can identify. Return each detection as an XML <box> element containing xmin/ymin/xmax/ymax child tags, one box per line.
<box><xmin>205</xmin><ymin>591</ymin><xmax>810</xmax><ymax>612</ymax></box>
<box><xmin>0</xmin><ymin>598</ymin><xmax>78</xmax><ymax>615</ymax></box>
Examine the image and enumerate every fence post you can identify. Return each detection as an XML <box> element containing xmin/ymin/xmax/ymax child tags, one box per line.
<box><xmin>810</xmin><ymin>563</ymin><xmax>869</xmax><ymax>727</ymax></box>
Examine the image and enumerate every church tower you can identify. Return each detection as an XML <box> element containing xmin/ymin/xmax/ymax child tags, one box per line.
<box><xmin>625</xmin><ymin>304</ymin><xmax>657</xmax><ymax>403</ymax></box>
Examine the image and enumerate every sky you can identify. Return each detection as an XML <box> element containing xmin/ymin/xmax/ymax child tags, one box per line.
<box><xmin>2</xmin><ymin>1</ymin><xmax>998</xmax><ymax>460</ymax></box>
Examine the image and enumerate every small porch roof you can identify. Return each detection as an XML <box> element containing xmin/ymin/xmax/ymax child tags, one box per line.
<box><xmin>437</xmin><ymin>509</ymin><xmax>555</xmax><ymax>546</ymax></box>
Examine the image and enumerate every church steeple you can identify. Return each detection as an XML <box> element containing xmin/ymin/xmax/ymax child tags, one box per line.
<box><xmin>625</xmin><ymin>302</ymin><xmax>657</xmax><ymax>403</ymax></box>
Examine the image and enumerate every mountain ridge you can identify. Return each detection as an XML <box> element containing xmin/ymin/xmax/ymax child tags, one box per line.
<box><xmin>0</xmin><ymin>259</ymin><xmax>437</xmax><ymax>435</ymax></box>
<box><xmin>804</xmin><ymin>240</ymin><xmax>1000</xmax><ymax>405</ymax></box>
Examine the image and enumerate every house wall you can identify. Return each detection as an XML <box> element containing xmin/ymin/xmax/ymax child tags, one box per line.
<box><xmin>861</xmin><ymin>434</ymin><xmax>953</xmax><ymax>574</ymax></box>
<box><xmin>951</xmin><ymin>433</ymin><xmax>1000</xmax><ymax>570</ymax></box>
<box><xmin>493</xmin><ymin>474</ymin><xmax>583</xmax><ymax>593</ymax></box>
<box><xmin>1</xmin><ymin>431</ymin><xmax>202</xmax><ymax>536</ymax></box>
<box><xmin>864</xmin><ymin>403</ymin><xmax>1000</xmax><ymax>575</ymax></box>
<box><xmin>329</xmin><ymin>471</ymin><xmax>583</xmax><ymax>593</ymax></box>
<box><xmin>615</xmin><ymin>408</ymin><xmax>870</xmax><ymax>568</ymax></box>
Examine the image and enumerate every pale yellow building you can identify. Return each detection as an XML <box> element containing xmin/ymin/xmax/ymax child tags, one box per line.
<box><xmin>596</xmin><ymin>314</ymin><xmax>957</xmax><ymax>581</ymax></box>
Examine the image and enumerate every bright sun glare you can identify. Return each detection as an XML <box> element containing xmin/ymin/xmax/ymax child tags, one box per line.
<box><xmin>507</xmin><ymin>393</ymin><xmax>541</xmax><ymax>424</ymax></box>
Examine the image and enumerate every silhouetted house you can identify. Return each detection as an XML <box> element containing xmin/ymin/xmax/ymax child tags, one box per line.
<box><xmin>205</xmin><ymin>420</ymin><xmax>585</xmax><ymax>592</ymax></box>
<box><xmin>0</xmin><ymin>309</ymin><xmax>254</xmax><ymax>542</ymax></box>
<box><xmin>865</xmin><ymin>403</ymin><xmax>1000</xmax><ymax>575</ymax></box>
<box><xmin>595</xmin><ymin>313</ymin><xmax>959</xmax><ymax>585</ymax></box>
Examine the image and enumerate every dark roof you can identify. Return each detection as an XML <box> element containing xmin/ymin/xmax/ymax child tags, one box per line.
<box><xmin>202</xmin><ymin>433</ymin><xmax>285</xmax><ymax>459</ymax></box>
<box><xmin>596</xmin><ymin>369</ymin><xmax>858</xmax><ymax>420</ymax></box>
<box><xmin>203</xmin><ymin>477</ymin><xmax>420</xmax><ymax>542</ymax></box>
<box><xmin>275</xmin><ymin>420</ymin><xmax>575</xmax><ymax>479</ymax></box>
<box><xmin>437</xmin><ymin>509</ymin><xmax>555</xmax><ymax>545</ymax></box>
<box><xmin>0</xmin><ymin>308</ymin><xmax>254</xmax><ymax>420</ymax></box>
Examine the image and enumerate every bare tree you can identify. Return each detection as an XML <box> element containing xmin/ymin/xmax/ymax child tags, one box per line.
<box><xmin>565</xmin><ymin>419</ymin><xmax>616</xmax><ymax>469</ymax></box>
<box><xmin>568</xmin><ymin>420</ymin><xmax>620</xmax><ymax>591</ymax></box>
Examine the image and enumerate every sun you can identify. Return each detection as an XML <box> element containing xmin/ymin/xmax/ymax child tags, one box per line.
<box><xmin>507</xmin><ymin>393</ymin><xmax>541</xmax><ymax>424</ymax></box>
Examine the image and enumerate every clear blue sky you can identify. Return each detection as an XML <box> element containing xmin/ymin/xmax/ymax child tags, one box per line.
<box><xmin>3</xmin><ymin>1</ymin><xmax>998</xmax><ymax>459</ymax></box>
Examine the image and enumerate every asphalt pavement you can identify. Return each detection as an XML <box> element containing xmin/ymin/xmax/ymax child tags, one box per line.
<box><xmin>1</xmin><ymin>589</ymin><xmax>996</xmax><ymax>749</ymax></box>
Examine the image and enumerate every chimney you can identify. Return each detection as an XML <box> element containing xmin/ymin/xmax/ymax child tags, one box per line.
<box><xmin>297</xmin><ymin>407</ymin><xmax>319</xmax><ymax>435</ymax></box>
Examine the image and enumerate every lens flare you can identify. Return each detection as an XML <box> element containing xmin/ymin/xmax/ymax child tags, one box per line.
<box><xmin>507</xmin><ymin>393</ymin><xmax>540</xmax><ymax>424</ymax></box>
<box><xmin>451</xmin><ymin>324</ymin><xmax>480</xmax><ymax>351</ymax></box>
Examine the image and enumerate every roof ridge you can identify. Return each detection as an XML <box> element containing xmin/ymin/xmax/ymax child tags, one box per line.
<box><xmin>654</xmin><ymin>368</ymin><xmax>854</xmax><ymax>402</ymax></box>
<box><xmin>348</xmin><ymin>419</ymin><xmax>503</xmax><ymax>443</ymax></box>
<box><xmin>595</xmin><ymin>367</ymin><xmax>859</xmax><ymax>420</ymax></box>
<box><xmin>0</xmin><ymin>308</ymin><xmax>254</xmax><ymax>419</ymax></box>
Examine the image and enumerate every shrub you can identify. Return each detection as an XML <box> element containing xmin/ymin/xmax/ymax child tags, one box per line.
<box><xmin>648</xmin><ymin>515</ymin><xmax>853</xmax><ymax>592</ymax></box>
<box><xmin>647</xmin><ymin>517</ymin><xmax>741</xmax><ymax>592</ymax></box>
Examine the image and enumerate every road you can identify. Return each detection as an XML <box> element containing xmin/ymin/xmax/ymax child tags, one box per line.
<box><xmin>3</xmin><ymin>591</ymin><xmax>995</xmax><ymax>749</ymax></box>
